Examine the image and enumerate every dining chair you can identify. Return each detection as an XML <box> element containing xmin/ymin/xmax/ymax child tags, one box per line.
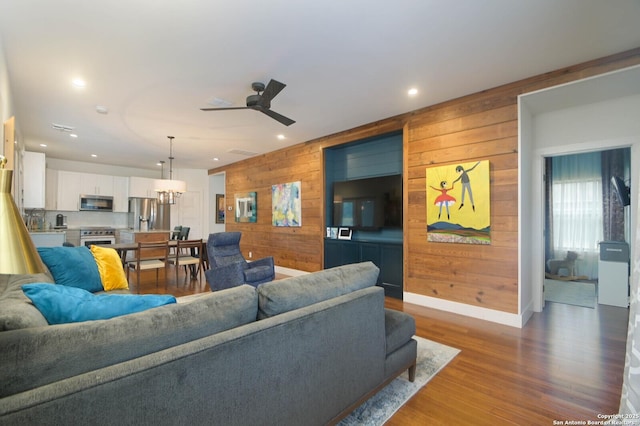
<box><xmin>178</xmin><ymin>226</ymin><xmax>190</xmax><ymax>240</ymax></box>
<box><xmin>168</xmin><ymin>239</ymin><xmax>204</xmax><ymax>283</ymax></box>
<box><xmin>171</xmin><ymin>226</ymin><xmax>182</xmax><ymax>240</ymax></box>
<box><xmin>169</xmin><ymin>226</ymin><xmax>182</xmax><ymax>255</ymax></box>
<box><xmin>126</xmin><ymin>240</ymin><xmax>170</xmax><ymax>292</ymax></box>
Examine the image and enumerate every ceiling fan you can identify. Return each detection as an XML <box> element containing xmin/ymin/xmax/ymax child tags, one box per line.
<box><xmin>201</xmin><ymin>79</ymin><xmax>295</xmax><ymax>126</ymax></box>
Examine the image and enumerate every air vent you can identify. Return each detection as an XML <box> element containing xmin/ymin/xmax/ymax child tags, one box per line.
<box><xmin>208</xmin><ymin>97</ymin><xmax>233</xmax><ymax>107</ymax></box>
<box><xmin>227</xmin><ymin>149</ymin><xmax>258</xmax><ymax>157</ymax></box>
<box><xmin>51</xmin><ymin>123</ymin><xmax>74</xmax><ymax>132</ymax></box>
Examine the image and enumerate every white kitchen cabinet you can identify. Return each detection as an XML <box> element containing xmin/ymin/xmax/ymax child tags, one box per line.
<box><xmin>55</xmin><ymin>171</ymin><xmax>118</xmax><ymax>211</ymax></box>
<box><xmin>23</xmin><ymin>151</ymin><xmax>46</xmax><ymax>209</ymax></box>
<box><xmin>80</xmin><ymin>173</ymin><xmax>114</xmax><ymax>196</ymax></box>
<box><xmin>129</xmin><ymin>176</ymin><xmax>158</xmax><ymax>198</ymax></box>
<box><xmin>113</xmin><ymin>176</ymin><xmax>129</xmax><ymax>212</ymax></box>
<box><xmin>56</xmin><ymin>171</ymin><xmax>82</xmax><ymax>211</ymax></box>
<box><xmin>45</xmin><ymin>168</ymin><xmax>58</xmax><ymax>210</ymax></box>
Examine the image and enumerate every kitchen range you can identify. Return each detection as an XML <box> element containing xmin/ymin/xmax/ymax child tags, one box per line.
<box><xmin>79</xmin><ymin>227</ymin><xmax>116</xmax><ymax>247</ymax></box>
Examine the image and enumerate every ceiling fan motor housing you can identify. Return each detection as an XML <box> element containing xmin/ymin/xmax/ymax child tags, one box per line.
<box><xmin>246</xmin><ymin>94</ymin><xmax>267</xmax><ymax>108</ymax></box>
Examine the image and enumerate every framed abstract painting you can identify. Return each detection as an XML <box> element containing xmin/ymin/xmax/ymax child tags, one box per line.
<box><xmin>272</xmin><ymin>181</ymin><xmax>301</xmax><ymax>227</ymax></box>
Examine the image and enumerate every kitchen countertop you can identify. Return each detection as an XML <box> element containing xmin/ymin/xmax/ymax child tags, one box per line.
<box><xmin>119</xmin><ymin>229</ymin><xmax>171</xmax><ymax>233</ymax></box>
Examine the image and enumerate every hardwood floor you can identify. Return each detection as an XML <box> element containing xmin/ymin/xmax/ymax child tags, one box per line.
<box><xmin>128</xmin><ymin>267</ymin><xmax>289</xmax><ymax>297</ymax></box>
<box><xmin>135</xmin><ymin>268</ymin><xmax>629</xmax><ymax>424</ymax></box>
<box><xmin>385</xmin><ymin>298</ymin><xmax>629</xmax><ymax>425</ymax></box>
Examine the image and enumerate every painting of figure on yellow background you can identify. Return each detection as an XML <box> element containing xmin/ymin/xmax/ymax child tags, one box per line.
<box><xmin>426</xmin><ymin>160</ymin><xmax>490</xmax><ymax>244</ymax></box>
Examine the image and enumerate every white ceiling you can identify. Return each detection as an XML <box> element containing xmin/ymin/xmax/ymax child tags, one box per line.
<box><xmin>1</xmin><ymin>0</ymin><xmax>639</xmax><ymax>172</ymax></box>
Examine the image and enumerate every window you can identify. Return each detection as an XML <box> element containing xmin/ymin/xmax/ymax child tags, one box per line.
<box><xmin>550</xmin><ymin>152</ymin><xmax>603</xmax><ymax>278</ymax></box>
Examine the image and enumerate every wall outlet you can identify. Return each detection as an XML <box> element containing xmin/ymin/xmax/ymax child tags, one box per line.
<box><xmin>248</xmin><ymin>251</ymin><xmax>252</xmax><ymax>259</ymax></box>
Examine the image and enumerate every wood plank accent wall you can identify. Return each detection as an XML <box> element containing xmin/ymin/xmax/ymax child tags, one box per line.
<box><xmin>210</xmin><ymin>47</ymin><xmax>640</xmax><ymax>313</ymax></box>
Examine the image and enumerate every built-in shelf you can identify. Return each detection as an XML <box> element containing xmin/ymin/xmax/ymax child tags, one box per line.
<box><xmin>324</xmin><ymin>239</ymin><xmax>403</xmax><ymax>299</ymax></box>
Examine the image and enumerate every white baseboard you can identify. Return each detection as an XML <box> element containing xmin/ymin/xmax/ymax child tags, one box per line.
<box><xmin>403</xmin><ymin>292</ymin><xmax>526</xmax><ymax>328</ymax></box>
<box><xmin>275</xmin><ymin>265</ymin><xmax>310</xmax><ymax>277</ymax></box>
<box><xmin>272</xmin><ymin>268</ymin><xmax>528</xmax><ymax>327</ymax></box>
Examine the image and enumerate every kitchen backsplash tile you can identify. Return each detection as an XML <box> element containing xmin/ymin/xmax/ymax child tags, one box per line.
<box><xmin>44</xmin><ymin>211</ymin><xmax>129</xmax><ymax>229</ymax></box>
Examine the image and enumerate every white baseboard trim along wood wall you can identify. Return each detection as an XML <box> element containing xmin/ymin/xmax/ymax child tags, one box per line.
<box><xmin>403</xmin><ymin>292</ymin><xmax>530</xmax><ymax>328</ymax></box>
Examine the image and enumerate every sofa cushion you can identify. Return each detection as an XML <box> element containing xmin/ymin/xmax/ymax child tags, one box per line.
<box><xmin>37</xmin><ymin>246</ymin><xmax>103</xmax><ymax>292</ymax></box>
<box><xmin>0</xmin><ymin>284</ymin><xmax>259</xmax><ymax>397</ymax></box>
<box><xmin>22</xmin><ymin>284</ymin><xmax>176</xmax><ymax>325</ymax></box>
<box><xmin>257</xmin><ymin>261</ymin><xmax>379</xmax><ymax>319</ymax></box>
<box><xmin>90</xmin><ymin>245</ymin><xmax>129</xmax><ymax>291</ymax></box>
<box><xmin>0</xmin><ymin>273</ymin><xmax>53</xmax><ymax>331</ymax></box>
<box><xmin>384</xmin><ymin>308</ymin><xmax>416</xmax><ymax>355</ymax></box>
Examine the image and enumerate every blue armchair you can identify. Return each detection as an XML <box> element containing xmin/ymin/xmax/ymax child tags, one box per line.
<box><xmin>204</xmin><ymin>232</ymin><xmax>275</xmax><ymax>291</ymax></box>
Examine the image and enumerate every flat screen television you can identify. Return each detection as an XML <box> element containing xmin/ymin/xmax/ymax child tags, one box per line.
<box><xmin>611</xmin><ymin>176</ymin><xmax>631</xmax><ymax>207</ymax></box>
<box><xmin>332</xmin><ymin>174</ymin><xmax>402</xmax><ymax>230</ymax></box>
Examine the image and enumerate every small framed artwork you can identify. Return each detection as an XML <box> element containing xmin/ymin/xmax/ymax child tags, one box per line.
<box><xmin>235</xmin><ymin>192</ymin><xmax>257</xmax><ymax>223</ymax></box>
<box><xmin>338</xmin><ymin>228</ymin><xmax>352</xmax><ymax>240</ymax></box>
<box><xmin>216</xmin><ymin>194</ymin><xmax>225</xmax><ymax>224</ymax></box>
<box><xmin>330</xmin><ymin>227</ymin><xmax>338</xmax><ymax>239</ymax></box>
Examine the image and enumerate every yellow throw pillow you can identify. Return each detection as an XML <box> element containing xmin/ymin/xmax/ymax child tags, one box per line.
<box><xmin>90</xmin><ymin>245</ymin><xmax>129</xmax><ymax>291</ymax></box>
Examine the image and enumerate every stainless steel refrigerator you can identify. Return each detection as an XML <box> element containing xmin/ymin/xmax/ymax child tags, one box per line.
<box><xmin>128</xmin><ymin>198</ymin><xmax>170</xmax><ymax>231</ymax></box>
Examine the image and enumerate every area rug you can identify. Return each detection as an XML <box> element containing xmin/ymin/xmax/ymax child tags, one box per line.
<box><xmin>545</xmin><ymin>279</ymin><xmax>596</xmax><ymax>308</ymax></box>
<box><xmin>339</xmin><ymin>336</ymin><xmax>460</xmax><ymax>426</ymax></box>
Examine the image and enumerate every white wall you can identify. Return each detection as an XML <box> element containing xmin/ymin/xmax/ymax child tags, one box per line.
<box><xmin>173</xmin><ymin>168</ymin><xmax>209</xmax><ymax>240</ymax></box>
<box><xmin>46</xmin><ymin>158</ymin><xmax>161</xmax><ymax>179</ymax></box>
<box><xmin>533</xmin><ymin>94</ymin><xmax>640</xmax><ymax>149</ymax></box>
<box><xmin>0</xmin><ymin>36</ymin><xmax>13</xmax><ymax>128</ymax></box>
<box><xmin>209</xmin><ymin>172</ymin><xmax>225</xmax><ymax>236</ymax></box>
<box><xmin>0</xmin><ymin>36</ymin><xmax>25</xmax><ymax>208</ymax></box>
<box><xmin>517</xmin><ymin>101</ymin><xmax>535</xmax><ymax>326</ymax></box>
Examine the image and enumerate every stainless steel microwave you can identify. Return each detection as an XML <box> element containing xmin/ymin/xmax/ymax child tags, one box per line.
<box><xmin>79</xmin><ymin>194</ymin><xmax>114</xmax><ymax>212</ymax></box>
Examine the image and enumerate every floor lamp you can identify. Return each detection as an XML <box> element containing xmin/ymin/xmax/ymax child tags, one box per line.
<box><xmin>0</xmin><ymin>155</ymin><xmax>46</xmax><ymax>274</ymax></box>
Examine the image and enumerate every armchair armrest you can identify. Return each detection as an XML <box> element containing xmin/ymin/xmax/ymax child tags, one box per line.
<box><xmin>244</xmin><ymin>256</ymin><xmax>275</xmax><ymax>286</ymax></box>
<box><xmin>205</xmin><ymin>261</ymin><xmax>248</xmax><ymax>291</ymax></box>
<box><xmin>248</xmin><ymin>256</ymin><xmax>274</xmax><ymax>269</ymax></box>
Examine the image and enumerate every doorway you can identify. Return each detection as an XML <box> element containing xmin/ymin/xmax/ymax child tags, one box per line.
<box><xmin>519</xmin><ymin>65</ymin><xmax>640</xmax><ymax>322</ymax></box>
<box><xmin>543</xmin><ymin>148</ymin><xmax>630</xmax><ymax>309</ymax></box>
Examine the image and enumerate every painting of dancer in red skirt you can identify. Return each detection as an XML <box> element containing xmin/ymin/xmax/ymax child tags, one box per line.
<box><xmin>426</xmin><ymin>160</ymin><xmax>490</xmax><ymax>244</ymax></box>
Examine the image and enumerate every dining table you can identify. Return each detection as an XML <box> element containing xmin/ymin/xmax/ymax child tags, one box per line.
<box><xmin>96</xmin><ymin>240</ymin><xmax>207</xmax><ymax>278</ymax></box>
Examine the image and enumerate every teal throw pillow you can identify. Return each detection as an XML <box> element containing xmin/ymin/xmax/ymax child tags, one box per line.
<box><xmin>37</xmin><ymin>246</ymin><xmax>103</xmax><ymax>292</ymax></box>
<box><xmin>22</xmin><ymin>283</ymin><xmax>176</xmax><ymax>325</ymax></box>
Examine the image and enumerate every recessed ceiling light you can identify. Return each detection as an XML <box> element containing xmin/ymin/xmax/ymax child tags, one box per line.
<box><xmin>69</xmin><ymin>133</ymin><xmax>78</xmax><ymax>138</ymax></box>
<box><xmin>212</xmin><ymin>157</ymin><xmax>219</xmax><ymax>161</ymax></box>
<box><xmin>408</xmin><ymin>88</ymin><xmax>418</xmax><ymax>96</ymax></box>
<box><xmin>95</xmin><ymin>105</ymin><xmax>109</xmax><ymax>114</ymax></box>
<box><xmin>277</xmin><ymin>134</ymin><xmax>286</xmax><ymax>140</ymax></box>
<box><xmin>39</xmin><ymin>144</ymin><xmax>47</xmax><ymax>147</ymax></box>
<box><xmin>72</xmin><ymin>78</ymin><xmax>86</xmax><ymax>88</ymax></box>
<box><xmin>91</xmin><ymin>154</ymin><xmax>97</xmax><ymax>158</ymax></box>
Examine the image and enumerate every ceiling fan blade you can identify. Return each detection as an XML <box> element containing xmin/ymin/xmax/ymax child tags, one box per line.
<box><xmin>200</xmin><ymin>107</ymin><xmax>249</xmax><ymax>111</ymax></box>
<box><xmin>259</xmin><ymin>79</ymin><xmax>286</xmax><ymax>105</ymax></box>
<box><xmin>259</xmin><ymin>108</ymin><xmax>295</xmax><ymax>126</ymax></box>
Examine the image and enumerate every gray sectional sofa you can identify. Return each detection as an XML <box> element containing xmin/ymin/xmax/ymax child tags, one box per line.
<box><xmin>0</xmin><ymin>262</ymin><xmax>417</xmax><ymax>426</ymax></box>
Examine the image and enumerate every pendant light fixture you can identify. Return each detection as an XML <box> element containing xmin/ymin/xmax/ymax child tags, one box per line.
<box><xmin>155</xmin><ymin>136</ymin><xmax>186</xmax><ymax>205</ymax></box>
